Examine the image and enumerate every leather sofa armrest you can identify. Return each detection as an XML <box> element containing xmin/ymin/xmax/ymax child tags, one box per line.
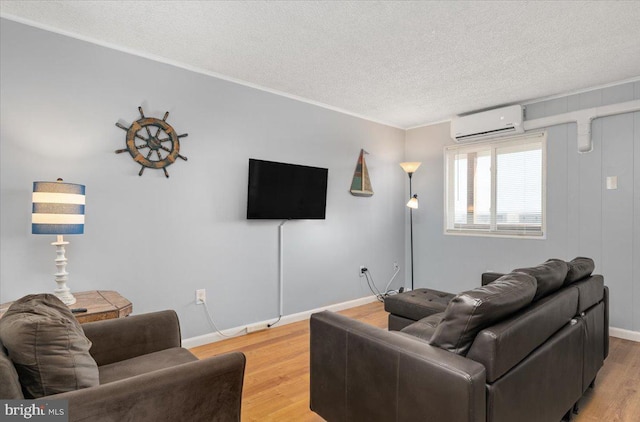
<box><xmin>45</xmin><ymin>351</ymin><xmax>246</xmax><ymax>422</ymax></box>
<box><xmin>82</xmin><ymin>310</ymin><xmax>182</xmax><ymax>366</ymax></box>
<box><xmin>310</xmin><ymin>311</ymin><xmax>486</xmax><ymax>422</ymax></box>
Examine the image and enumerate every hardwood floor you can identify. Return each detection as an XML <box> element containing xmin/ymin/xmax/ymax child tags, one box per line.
<box><xmin>190</xmin><ymin>301</ymin><xmax>640</xmax><ymax>421</ymax></box>
<box><xmin>574</xmin><ymin>334</ymin><xmax>640</xmax><ymax>421</ymax></box>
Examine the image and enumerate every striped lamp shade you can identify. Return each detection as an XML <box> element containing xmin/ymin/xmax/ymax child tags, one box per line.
<box><xmin>32</xmin><ymin>181</ymin><xmax>85</xmax><ymax>235</ymax></box>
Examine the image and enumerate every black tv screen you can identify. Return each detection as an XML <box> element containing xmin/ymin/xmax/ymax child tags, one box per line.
<box><xmin>247</xmin><ymin>159</ymin><xmax>328</xmax><ymax>219</ymax></box>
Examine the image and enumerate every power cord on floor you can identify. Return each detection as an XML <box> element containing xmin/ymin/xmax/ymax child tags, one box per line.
<box><xmin>267</xmin><ymin>315</ymin><xmax>281</xmax><ymax>328</ymax></box>
<box><xmin>202</xmin><ymin>301</ymin><xmax>246</xmax><ymax>338</ymax></box>
<box><xmin>384</xmin><ymin>266</ymin><xmax>400</xmax><ymax>294</ymax></box>
<box><xmin>362</xmin><ymin>267</ymin><xmax>401</xmax><ymax>302</ymax></box>
<box><xmin>363</xmin><ymin>270</ymin><xmax>383</xmax><ymax>301</ymax></box>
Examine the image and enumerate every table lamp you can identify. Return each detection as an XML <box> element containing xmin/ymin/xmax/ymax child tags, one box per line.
<box><xmin>32</xmin><ymin>179</ymin><xmax>85</xmax><ymax>305</ymax></box>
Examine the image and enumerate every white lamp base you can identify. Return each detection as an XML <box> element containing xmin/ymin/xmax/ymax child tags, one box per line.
<box><xmin>52</xmin><ymin>235</ymin><xmax>76</xmax><ymax>305</ymax></box>
<box><xmin>54</xmin><ymin>287</ymin><xmax>76</xmax><ymax>306</ymax></box>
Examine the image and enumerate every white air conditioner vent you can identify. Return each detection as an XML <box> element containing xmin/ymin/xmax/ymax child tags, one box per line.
<box><xmin>451</xmin><ymin>105</ymin><xmax>524</xmax><ymax>142</ymax></box>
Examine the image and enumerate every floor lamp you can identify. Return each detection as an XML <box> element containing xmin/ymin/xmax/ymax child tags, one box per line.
<box><xmin>400</xmin><ymin>162</ymin><xmax>421</xmax><ymax>291</ymax></box>
<box><xmin>32</xmin><ymin>179</ymin><xmax>86</xmax><ymax>305</ymax></box>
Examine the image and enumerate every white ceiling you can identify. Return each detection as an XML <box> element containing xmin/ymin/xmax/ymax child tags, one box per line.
<box><xmin>2</xmin><ymin>1</ymin><xmax>640</xmax><ymax>129</ymax></box>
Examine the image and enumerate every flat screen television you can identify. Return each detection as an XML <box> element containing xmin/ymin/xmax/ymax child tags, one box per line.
<box><xmin>247</xmin><ymin>159</ymin><xmax>328</xmax><ymax>219</ymax></box>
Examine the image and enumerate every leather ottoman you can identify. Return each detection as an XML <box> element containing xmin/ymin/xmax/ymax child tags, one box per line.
<box><xmin>384</xmin><ymin>288</ymin><xmax>455</xmax><ymax>331</ymax></box>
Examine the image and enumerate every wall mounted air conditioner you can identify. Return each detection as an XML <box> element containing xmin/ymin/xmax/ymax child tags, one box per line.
<box><xmin>451</xmin><ymin>105</ymin><xmax>524</xmax><ymax>142</ymax></box>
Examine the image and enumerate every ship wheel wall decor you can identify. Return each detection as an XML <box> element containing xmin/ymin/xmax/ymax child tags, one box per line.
<box><xmin>116</xmin><ymin>106</ymin><xmax>188</xmax><ymax>177</ymax></box>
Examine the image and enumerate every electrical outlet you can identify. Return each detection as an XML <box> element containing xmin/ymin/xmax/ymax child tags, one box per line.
<box><xmin>195</xmin><ymin>289</ymin><xmax>206</xmax><ymax>304</ymax></box>
<box><xmin>359</xmin><ymin>265</ymin><xmax>366</xmax><ymax>277</ymax></box>
<box><xmin>393</xmin><ymin>262</ymin><xmax>399</xmax><ymax>271</ymax></box>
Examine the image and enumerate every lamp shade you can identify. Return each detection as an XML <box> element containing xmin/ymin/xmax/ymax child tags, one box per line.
<box><xmin>32</xmin><ymin>180</ymin><xmax>85</xmax><ymax>235</ymax></box>
<box><xmin>406</xmin><ymin>194</ymin><xmax>419</xmax><ymax>209</ymax></box>
<box><xmin>399</xmin><ymin>162</ymin><xmax>422</xmax><ymax>174</ymax></box>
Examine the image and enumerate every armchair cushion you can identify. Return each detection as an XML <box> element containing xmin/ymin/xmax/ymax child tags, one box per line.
<box><xmin>98</xmin><ymin>347</ymin><xmax>197</xmax><ymax>384</ymax></box>
<box><xmin>0</xmin><ymin>294</ymin><xmax>98</xmax><ymax>398</ymax></box>
<box><xmin>49</xmin><ymin>351</ymin><xmax>246</xmax><ymax>422</ymax></box>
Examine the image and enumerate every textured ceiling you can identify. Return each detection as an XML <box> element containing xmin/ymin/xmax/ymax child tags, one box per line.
<box><xmin>2</xmin><ymin>1</ymin><xmax>640</xmax><ymax>129</ymax></box>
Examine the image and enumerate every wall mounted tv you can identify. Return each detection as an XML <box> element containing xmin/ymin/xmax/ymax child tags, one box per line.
<box><xmin>247</xmin><ymin>159</ymin><xmax>328</xmax><ymax>220</ymax></box>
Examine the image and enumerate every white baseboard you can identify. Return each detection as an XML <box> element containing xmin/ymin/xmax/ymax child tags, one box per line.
<box><xmin>182</xmin><ymin>295</ymin><xmax>379</xmax><ymax>349</ymax></box>
<box><xmin>183</xmin><ymin>298</ymin><xmax>640</xmax><ymax>348</ymax></box>
<box><xmin>609</xmin><ymin>326</ymin><xmax>640</xmax><ymax>342</ymax></box>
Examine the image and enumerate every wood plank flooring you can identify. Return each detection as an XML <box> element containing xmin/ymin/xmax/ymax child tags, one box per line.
<box><xmin>190</xmin><ymin>301</ymin><xmax>640</xmax><ymax>421</ymax></box>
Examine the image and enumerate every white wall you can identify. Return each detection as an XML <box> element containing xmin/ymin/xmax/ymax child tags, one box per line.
<box><xmin>0</xmin><ymin>19</ymin><xmax>406</xmax><ymax>338</ymax></box>
<box><xmin>405</xmin><ymin>81</ymin><xmax>640</xmax><ymax>333</ymax></box>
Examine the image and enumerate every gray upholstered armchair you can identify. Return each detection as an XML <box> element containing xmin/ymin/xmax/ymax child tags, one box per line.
<box><xmin>0</xmin><ymin>295</ymin><xmax>245</xmax><ymax>422</ymax></box>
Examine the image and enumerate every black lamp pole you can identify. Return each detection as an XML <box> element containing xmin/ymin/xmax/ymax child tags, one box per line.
<box><xmin>401</xmin><ymin>161</ymin><xmax>421</xmax><ymax>292</ymax></box>
<box><xmin>408</xmin><ymin>172</ymin><xmax>415</xmax><ymax>291</ymax></box>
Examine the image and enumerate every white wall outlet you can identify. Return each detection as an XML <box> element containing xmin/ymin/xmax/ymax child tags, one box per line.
<box><xmin>393</xmin><ymin>262</ymin><xmax>399</xmax><ymax>271</ymax></box>
<box><xmin>359</xmin><ymin>265</ymin><xmax>366</xmax><ymax>277</ymax></box>
<box><xmin>195</xmin><ymin>289</ymin><xmax>206</xmax><ymax>304</ymax></box>
<box><xmin>606</xmin><ymin>176</ymin><xmax>618</xmax><ymax>190</ymax></box>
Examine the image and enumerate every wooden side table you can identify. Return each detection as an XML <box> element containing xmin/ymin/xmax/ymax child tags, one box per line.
<box><xmin>0</xmin><ymin>290</ymin><xmax>132</xmax><ymax>324</ymax></box>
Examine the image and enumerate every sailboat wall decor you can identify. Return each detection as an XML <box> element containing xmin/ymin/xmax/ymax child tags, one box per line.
<box><xmin>350</xmin><ymin>149</ymin><xmax>374</xmax><ymax>197</ymax></box>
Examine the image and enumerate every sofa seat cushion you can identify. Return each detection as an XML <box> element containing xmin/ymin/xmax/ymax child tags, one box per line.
<box><xmin>98</xmin><ymin>347</ymin><xmax>197</xmax><ymax>384</ymax></box>
<box><xmin>514</xmin><ymin>259</ymin><xmax>568</xmax><ymax>301</ymax></box>
<box><xmin>400</xmin><ymin>313</ymin><xmax>444</xmax><ymax>342</ymax></box>
<box><xmin>388</xmin><ymin>314</ymin><xmax>417</xmax><ymax>331</ymax></box>
<box><xmin>565</xmin><ymin>257</ymin><xmax>595</xmax><ymax>285</ymax></box>
<box><xmin>430</xmin><ymin>273</ymin><xmax>537</xmax><ymax>356</ymax></box>
<box><xmin>384</xmin><ymin>288</ymin><xmax>455</xmax><ymax>321</ymax></box>
<box><xmin>0</xmin><ymin>294</ymin><xmax>99</xmax><ymax>398</ymax></box>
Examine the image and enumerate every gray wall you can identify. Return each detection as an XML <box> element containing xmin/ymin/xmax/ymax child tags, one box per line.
<box><xmin>3</xmin><ymin>18</ymin><xmax>638</xmax><ymax>337</ymax></box>
<box><xmin>405</xmin><ymin>81</ymin><xmax>640</xmax><ymax>332</ymax></box>
<box><xmin>0</xmin><ymin>19</ymin><xmax>406</xmax><ymax>338</ymax></box>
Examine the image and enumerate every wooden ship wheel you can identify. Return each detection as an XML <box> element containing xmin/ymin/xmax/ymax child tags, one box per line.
<box><xmin>116</xmin><ymin>106</ymin><xmax>188</xmax><ymax>177</ymax></box>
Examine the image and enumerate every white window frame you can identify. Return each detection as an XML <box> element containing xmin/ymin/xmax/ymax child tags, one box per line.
<box><xmin>444</xmin><ymin>131</ymin><xmax>547</xmax><ymax>239</ymax></box>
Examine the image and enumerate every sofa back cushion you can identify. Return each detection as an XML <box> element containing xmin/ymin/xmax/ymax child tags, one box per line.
<box><xmin>565</xmin><ymin>257</ymin><xmax>595</xmax><ymax>285</ymax></box>
<box><xmin>429</xmin><ymin>273</ymin><xmax>537</xmax><ymax>356</ymax></box>
<box><xmin>513</xmin><ymin>259</ymin><xmax>568</xmax><ymax>301</ymax></box>
<box><xmin>0</xmin><ymin>294</ymin><xmax>99</xmax><ymax>398</ymax></box>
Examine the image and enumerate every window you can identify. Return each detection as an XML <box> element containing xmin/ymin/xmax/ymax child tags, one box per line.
<box><xmin>445</xmin><ymin>132</ymin><xmax>546</xmax><ymax>237</ymax></box>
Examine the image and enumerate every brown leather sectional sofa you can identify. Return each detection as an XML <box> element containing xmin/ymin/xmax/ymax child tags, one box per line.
<box><xmin>310</xmin><ymin>257</ymin><xmax>607</xmax><ymax>422</ymax></box>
